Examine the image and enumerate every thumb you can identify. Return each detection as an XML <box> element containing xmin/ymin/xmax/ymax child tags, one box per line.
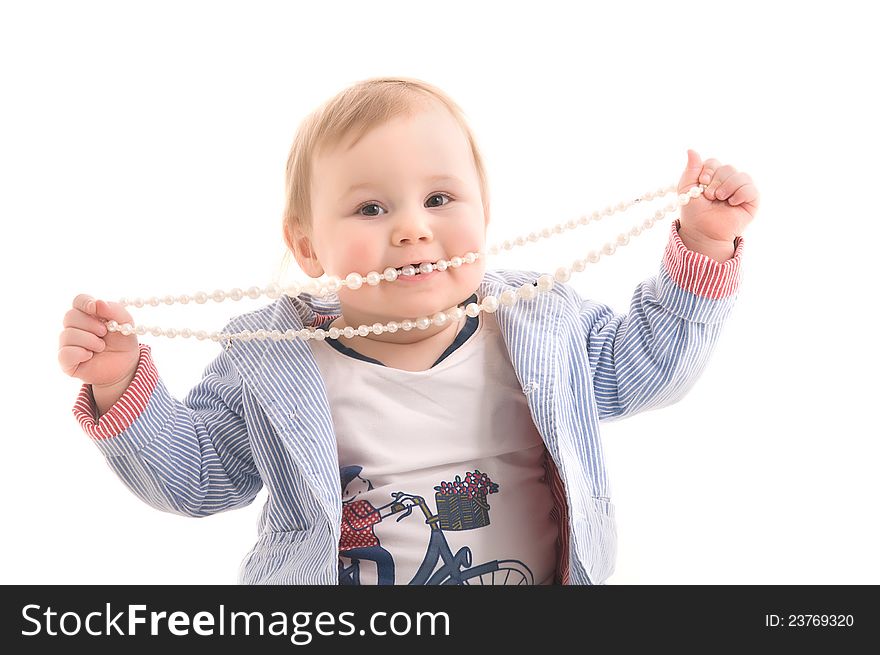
<box><xmin>94</xmin><ymin>299</ymin><xmax>134</xmax><ymax>326</ymax></box>
<box><xmin>678</xmin><ymin>149</ymin><xmax>703</xmax><ymax>192</ymax></box>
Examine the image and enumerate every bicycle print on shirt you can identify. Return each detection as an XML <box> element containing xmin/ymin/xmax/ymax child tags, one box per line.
<box><xmin>337</xmin><ymin>465</ymin><xmax>535</xmax><ymax>585</ymax></box>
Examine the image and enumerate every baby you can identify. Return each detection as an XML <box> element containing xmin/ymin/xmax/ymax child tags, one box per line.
<box><xmin>58</xmin><ymin>76</ymin><xmax>759</xmax><ymax>585</ymax></box>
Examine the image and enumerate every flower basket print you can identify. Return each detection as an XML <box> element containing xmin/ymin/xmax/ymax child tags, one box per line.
<box><xmin>434</xmin><ymin>470</ymin><xmax>500</xmax><ymax>531</ymax></box>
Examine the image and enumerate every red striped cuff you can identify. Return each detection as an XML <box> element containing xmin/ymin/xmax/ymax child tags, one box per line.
<box><xmin>664</xmin><ymin>219</ymin><xmax>744</xmax><ymax>299</ymax></box>
<box><xmin>72</xmin><ymin>344</ymin><xmax>158</xmax><ymax>440</ymax></box>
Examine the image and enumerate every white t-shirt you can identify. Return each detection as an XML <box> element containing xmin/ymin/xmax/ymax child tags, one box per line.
<box><xmin>308</xmin><ymin>311</ymin><xmax>559</xmax><ymax>585</ymax></box>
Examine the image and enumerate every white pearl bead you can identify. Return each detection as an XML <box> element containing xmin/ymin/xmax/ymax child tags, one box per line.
<box><xmin>136</xmin><ymin>325</ymin><xmax>147</xmax><ymax>336</ymax></box>
<box><xmin>448</xmin><ymin>307</ymin><xmax>464</xmax><ymax>320</ymax></box>
<box><xmin>195</xmin><ymin>330</ymin><xmax>207</xmax><ymax>340</ymax></box>
<box><xmin>566</xmin><ymin>218</ymin><xmax>578</xmax><ymax>230</ymax></box>
<box><xmin>616</xmin><ymin>233</ymin><xmax>630</xmax><ymax>246</ymax></box>
<box><xmin>602</xmin><ymin>242</ymin><xmax>617</xmax><ymax>256</ymax></box>
<box><xmin>324</xmin><ymin>276</ymin><xmax>342</xmax><ymax>292</ymax></box>
<box><xmin>192</xmin><ymin>292</ymin><xmax>206</xmax><ymax>304</ymax></box>
<box><xmin>540</xmin><ymin>227</ymin><xmax>551</xmax><ymax>238</ymax></box>
<box><xmin>517</xmin><ymin>284</ymin><xmax>537</xmax><ymax>300</ymax></box>
<box><xmin>357</xmin><ymin>325</ymin><xmax>369</xmax><ymax>336</ymax></box>
<box><xmin>401</xmin><ymin>320</ymin><xmax>414</xmax><ymax>331</ymax></box>
<box><xmin>400</xmin><ymin>265</ymin><xmax>416</xmax><ymax>277</ymax></box>
<box><xmin>271</xmin><ymin>330</ymin><xmax>283</xmax><ymax>341</ymax></box>
<box><xmin>537</xmin><ymin>275</ymin><xmax>554</xmax><ymax>292</ymax></box>
<box><xmin>554</xmin><ymin>267</ymin><xmax>571</xmax><ymax>283</ymax></box>
<box><xmin>209</xmin><ymin>331</ymin><xmax>220</xmax><ymax>341</ymax></box>
<box><xmin>419</xmin><ymin>262</ymin><xmax>434</xmax><ymax>274</ymax></box>
<box><xmin>488</xmin><ymin>245</ymin><xmax>499</xmax><ymax>256</ymax></box>
<box><xmin>247</xmin><ymin>286</ymin><xmax>261</xmax><ymax>299</ymax></box>
<box><xmin>239</xmin><ymin>330</ymin><xmax>252</xmax><ymax>341</ymax></box>
<box><xmin>383</xmin><ymin>267</ymin><xmax>399</xmax><ymax>282</ymax></box>
<box><xmin>643</xmin><ymin>190</ymin><xmax>655</xmax><ymax>201</ymax></box>
<box><xmin>643</xmin><ymin>218</ymin><xmax>654</xmax><ymax>229</ymax></box>
<box><xmin>366</xmin><ymin>272</ymin><xmax>382</xmax><ymax>286</ymax></box>
<box><xmin>616</xmin><ymin>201</ymin><xmax>627</xmax><ymax>212</ymax></box>
<box><xmin>591</xmin><ymin>211</ymin><xmax>601</xmax><ymax>221</ymax></box>
<box><xmin>372</xmin><ymin>322</ymin><xmax>384</xmax><ymax>333</ymax></box>
<box><xmin>284</xmin><ymin>283</ymin><xmax>301</xmax><ymax>297</ymax></box>
<box><xmin>655</xmin><ymin>187</ymin><xmax>666</xmax><ymax>198</ymax></box>
<box><xmin>432</xmin><ymin>312</ymin><xmax>448</xmax><ymax>326</ymax></box>
<box><xmin>435</xmin><ymin>260</ymin><xmax>448</xmax><ymax>272</ymax></box>
<box><xmin>313</xmin><ymin>329</ymin><xmax>327</xmax><ymax>341</ymax></box>
<box><xmin>552</xmin><ymin>224</ymin><xmax>564</xmax><ymax>234</ymax></box>
<box><xmin>180</xmin><ymin>328</ymin><xmax>192</xmax><ymax>339</ymax></box>
<box><xmin>465</xmin><ymin>302</ymin><xmax>481</xmax><ymax>318</ymax></box>
<box><xmin>500</xmin><ymin>289</ymin><xmax>518</xmax><ymax>306</ymax></box>
<box><xmin>107</xmin><ymin>320</ymin><xmax>118</xmax><ymax>330</ymax></box>
<box><xmin>463</xmin><ymin>252</ymin><xmax>476</xmax><ymax>264</ymax></box>
<box><xmin>415</xmin><ymin>316</ymin><xmax>431</xmax><ymax>330</ymax></box>
<box><xmin>481</xmin><ymin>295</ymin><xmax>499</xmax><ymax>313</ymax></box>
<box><xmin>150</xmin><ymin>326</ymin><xmax>162</xmax><ymax>337</ymax></box>
<box><xmin>386</xmin><ymin>321</ymin><xmax>399</xmax><ymax>333</ymax></box>
<box><xmin>120</xmin><ymin>324</ymin><xmax>133</xmax><ymax>336</ymax></box>
<box><xmin>572</xmin><ymin>259</ymin><xmax>587</xmax><ymax>272</ymax></box>
<box><xmin>346</xmin><ymin>273</ymin><xmax>363</xmax><ymax>289</ymax></box>
<box><xmin>514</xmin><ymin>236</ymin><xmax>525</xmax><ymax>246</ymax></box>
<box><xmin>212</xmin><ymin>289</ymin><xmax>226</xmax><ymax>302</ymax></box>
<box><xmin>663</xmin><ymin>203</ymin><xmax>676</xmax><ymax>214</ymax></box>
<box><xmin>629</xmin><ymin>225</ymin><xmax>642</xmax><ymax>236</ymax></box>
<box><xmin>450</xmin><ymin>257</ymin><xmax>463</xmax><ymax>268</ymax></box>
<box><xmin>578</xmin><ymin>215</ymin><xmax>588</xmax><ymax>225</ymax></box>
<box><xmin>265</xmin><ymin>284</ymin><xmax>281</xmax><ymax>299</ymax></box>
<box><xmin>678</xmin><ymin>193</ymin><xmax>690</xmax><ymax>206</ymax></box>
<box><xmin>147</xmin><ymin>296</ymin><xmax>160</xmax><ymax>307</ymax></box>
<box><xmin>689</xmin><ymin>185</ymin><xmax>703</xmax><ymax>198</ymax></box>
<box><xmin>502</xmin><ymin>240</ymin><xmax>512</xmax><ymax>251</ymax></box>
<box><xmin>328</xmin><ymin>327</ymin><xmax>340</xmax><ymax>339</ymax></box>
<box><xmin>602</xmin><ymin>205</ymin><xmax>614</xmax><ymax>216</ymax></box>
<box><xmin>587</xmin><ymin>250</ymin><xmax>601</xmax><ymax>263</ymax></box>
<box><xmin>298</xmin><ymin>328</ymin><xmax>311</xmax><ymax>340</ymax></box>
<box><xmin>284</xmin><ymin>329</ymin><xmax>297</xmax><ymax>340</ymax></box>
<box><xmin>255</xmin><ymin>329</ymin><xmax>268</xmax><ymax>340</ymax></box>
<box><xmin>162</xmin><ymin>295</ymin><xmax>174</xmax><ymax>305</ymax></box>
<box><xmin>175</xmin><ymin>294</ymin><xmax>190</xmax><ymax>305</ymax></box>
<box><xmin>132</xmin><ymin>298</ymin><xmax>144</xmax><ymax>308</ymax></box>
<box><xmin>528</xmin><ymin>231</ymin><xmax>540</xmax><ymax>242</ymax></box>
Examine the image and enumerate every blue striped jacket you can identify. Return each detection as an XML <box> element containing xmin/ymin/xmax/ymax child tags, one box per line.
<box><xmin>73</xmin><ymin>221</ymin><xmax>744</xmax><ymax>584</ymax></box>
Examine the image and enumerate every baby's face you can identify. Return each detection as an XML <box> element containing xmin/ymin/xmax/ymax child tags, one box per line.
<box><xmin>300</xmin><ymin>105</ymin><xmax>488</xmax><ymax>324</ymax></box>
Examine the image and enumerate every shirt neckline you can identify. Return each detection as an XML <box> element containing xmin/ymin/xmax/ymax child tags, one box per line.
<box><xmin>314</xmin><ymin>293</ymin><xmax>481</xmax><ymax>370</ymax></box>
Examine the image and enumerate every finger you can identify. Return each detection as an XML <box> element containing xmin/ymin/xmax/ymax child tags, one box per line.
<box><xmin>63</xmin><ymin>307</ymin><xmax>109</xmax><ymax>336</ymax></box>
<box><xmin>94</xmin><ymin>299</ymin><xmax>134</xmax><ymax>326</ymax></box>
<box><xmin>715</xmin><ymin>171</ymin><xmax>752</xmax><ymax>201</ymax></box>
<box><xmin>698</xmin><ymin>158</ymin><xmax>722</xmax><ymax>186</ymax></box>
<box><xmin>59</xmin><ymin>326</ymin><xmax>107</xmax><ymax>353</ymax></box>
<box><xmin>728</xmin><ymin>183</ymin><xmax>759</xmax><ymax>206</ymax></box>
<box><xmin>58</xmin><ymin>344</ymin><xmax>95</xmax><ymax>376</ymax></box>
<box><xmin>678</xmin><ymin>149</ymin><xmax>703</xmax><ymax>193</ymax></box>
<box><xmin>73</xmin><ymin>293</ymin><xmax>97</xmax><ymax>316</ymax></box>
<box><xmin>705</xmin><ymin>164</ymin><xmax>737</xmax><ymax>200</ymax></box>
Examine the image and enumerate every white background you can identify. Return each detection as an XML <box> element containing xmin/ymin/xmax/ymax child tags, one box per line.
<box><xmin>2</xmin><ymin>0</ymin><xmax>877</xmax><ymax>584</ymax></box>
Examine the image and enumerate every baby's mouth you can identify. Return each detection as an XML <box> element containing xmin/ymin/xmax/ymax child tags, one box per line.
<box><xmin>397</xmin><ymin>261</ymin><xmax>439</xmax><ymax>277</ymax></box>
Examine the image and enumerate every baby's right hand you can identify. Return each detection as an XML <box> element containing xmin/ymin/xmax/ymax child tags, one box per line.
<box><xmin>58</xmin><ymin>294</ymin><xmax>140</xmax><ymax>389</ymax></box>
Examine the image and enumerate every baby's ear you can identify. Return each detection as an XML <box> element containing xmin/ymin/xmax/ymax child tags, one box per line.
<box><xmin>284</xmin><ymin>223</ymin><xmax>324</xmax><ymax>278</ymax></box>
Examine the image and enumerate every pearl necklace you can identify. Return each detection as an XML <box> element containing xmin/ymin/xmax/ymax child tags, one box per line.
<box><xmin>105</xmin><ymin>183</ymin><xmax>707</xmax><ymax>344</ymax></box>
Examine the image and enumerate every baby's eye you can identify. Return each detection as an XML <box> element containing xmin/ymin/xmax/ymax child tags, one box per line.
<box><xmin>355</xmin><ymin>193</ymin><xmax>453</xmax><ymax>218</ymax></box>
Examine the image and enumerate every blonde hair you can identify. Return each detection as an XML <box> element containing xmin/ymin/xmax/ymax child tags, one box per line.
<box><xmin>279</xmin><ymin>76</ymin><xmax>490</xmax><ymax>277</ymax></box>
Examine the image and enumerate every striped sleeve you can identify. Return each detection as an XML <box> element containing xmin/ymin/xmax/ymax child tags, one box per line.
<box><xmin>582</xmin><ymin>219</ymin><xmax>745</xmax><ymax>422</ymax></box>
<box><xmin>73</xmin><ymin>344</ymin><xmax>157</xmax><ymax>441</ymax></box>
<box><xmin>70</xmin><ymin>343</ymin><xmax>262</xmax><ymax>517</ymax></box>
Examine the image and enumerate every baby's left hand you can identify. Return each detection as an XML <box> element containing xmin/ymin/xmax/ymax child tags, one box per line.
<box><xmin>677</xmin><ymin>149</ymin><xmax>760</xmax><ymax>244</ymax></box>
